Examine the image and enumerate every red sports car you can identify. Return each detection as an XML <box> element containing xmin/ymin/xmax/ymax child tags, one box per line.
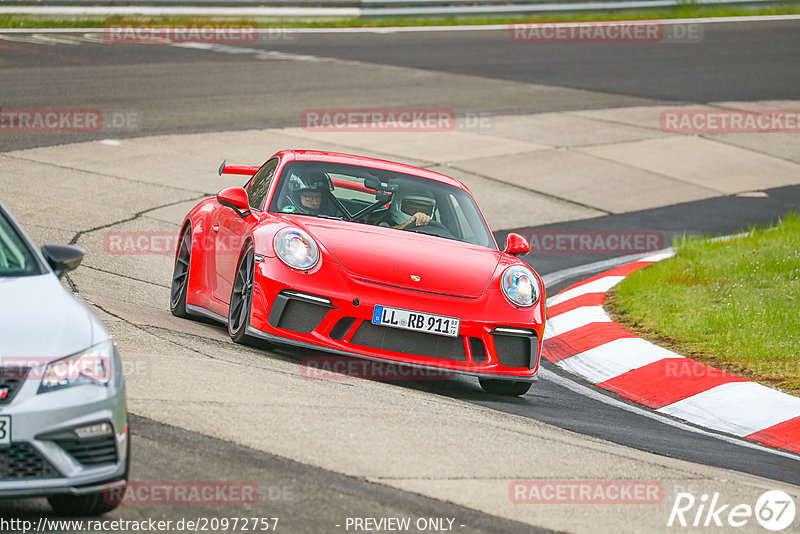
<box><xmin>170</xmin><ymin>150</ymin><xmax>545</xmax><ymax>395</ymax></box>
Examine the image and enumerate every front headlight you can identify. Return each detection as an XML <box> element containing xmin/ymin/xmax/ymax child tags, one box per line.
<box><xmin>501</xmin><ymin>265</ymin><xmax>540</xmax><ymax>307</ymax></box>
<box><xmin>38</xmin><ymin>340</ymin><xmax>114</xmax><ymax>394</ymax></box>
<box><xmin>273</xmin><ymin>227</ymin><xmax>319</xmax><ymax>270</ymax></box>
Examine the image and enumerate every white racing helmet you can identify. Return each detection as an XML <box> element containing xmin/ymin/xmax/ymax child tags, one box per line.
<box><xmin>390</xmin><ymin>189</ymin><xmax>436</xmax><ymax>222</ymax></box>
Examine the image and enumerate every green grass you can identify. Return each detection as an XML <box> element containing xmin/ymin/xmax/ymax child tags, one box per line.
<box><xmin>1</xmin><ymin>4</ymin><xmax>799</xmax><ymax>29</ymax></box>
<box><xmin>608</xmin><ymin>214</ymin><xmax>800</xmax><ymax>396</ymax></box>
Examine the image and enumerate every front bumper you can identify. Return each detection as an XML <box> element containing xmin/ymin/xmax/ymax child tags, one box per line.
<box><xmin>0</xmin><ymin>356</ymin><xmax>128</xmax><ymax>497</ymax></box>
<box><xmin>244</xmin><ymin>257</ymin><xmax>545</xmax><ymax>381</ymax></box>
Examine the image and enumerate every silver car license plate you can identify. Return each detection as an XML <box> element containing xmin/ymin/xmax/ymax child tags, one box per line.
<box><xmin>0</xmin><ymin>415</ymin><xmax>11</xmax><ymax>446</ymax></box>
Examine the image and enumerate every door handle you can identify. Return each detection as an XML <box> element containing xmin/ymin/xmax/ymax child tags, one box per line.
<box><xmin>211</xmin><ymin>224</ymin><xmax>219</xmax><ymax>232</ymax></box>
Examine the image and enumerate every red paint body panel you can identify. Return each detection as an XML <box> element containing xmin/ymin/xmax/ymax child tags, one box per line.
<box><xmin>331</xmin><ymin>177</ymin><xmax>375</xmax><ymax>194</ymax></box>
<box><xmin>177</xmin><ymin>150</ymin><xmax>545</xmax><ymax>380</ymax></box>
<box><xmin>221</xmin><ymin>165</ymin><xmax>261</xmax><ymax>176</ymax></box>
<box><xmin>294</xmin><ymin>218</ymin><xmax>500</xmax><ymax>298</ymax></box>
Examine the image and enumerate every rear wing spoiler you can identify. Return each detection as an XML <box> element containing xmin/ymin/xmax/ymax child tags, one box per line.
<box><xmin>218</xmin><ymin>160</ymin><xmax>260</xmax><ymax>177</ymax></box>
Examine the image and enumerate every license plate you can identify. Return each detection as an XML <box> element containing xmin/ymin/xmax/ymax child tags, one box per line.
<box><xmin>372</xmin><ymin>305</ymin><xmax>460</xmax><ymax>338</ymax></box>
<box><xmin>0</xmin><ymin>415</ymin><xmax>10</xmax><ymax>446</ymax></box>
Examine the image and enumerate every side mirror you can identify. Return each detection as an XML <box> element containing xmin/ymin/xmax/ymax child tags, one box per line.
<box><xmin>503</xmin><ymin>233</ymin><xmax>530</xmax><ymax>257</ymax></box>
<box><xmin>217</xmin><ymin>187</ymin><xmax>251</xmax><ymax>218</ymax></box>
<box><xmin>41</xmin><ymin>244</ymin><xmax>84</xmax><ymax>278</ymax></box>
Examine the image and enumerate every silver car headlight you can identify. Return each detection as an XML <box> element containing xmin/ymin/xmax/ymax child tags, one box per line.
<box><xmin>38</xmin><ymin>340</ymin><xmax>114</xmax><ymax>394</ymax></box>
<box><xmin>273</xmin><ymin>227</ymin><xmax>320</xmax><ymax>270</ymax></box>
<box><xmin>501</xmin><ymin>265</ymin><xmax>540</xmax><ymax>307</ymax></box>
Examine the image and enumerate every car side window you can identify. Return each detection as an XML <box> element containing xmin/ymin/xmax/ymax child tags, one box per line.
<box><xmin>248</xmin><ymin>158</ymin><xmax>279</xmax><ymax>210</ymax></box>
<box><xmin>0</xmin><ymin>212</ymin><xmax>39</xmax><ymax>277</ymax></box>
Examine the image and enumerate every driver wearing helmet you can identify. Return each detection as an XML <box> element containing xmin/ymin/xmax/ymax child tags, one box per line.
<box><xmin>287</xmin><ymin>171</ymin><xmax>338</xmax><ymax>217</ymax></box>
<box><xmin>379</xmin><ymin>189</ymin><xmax>435</xmax><ymax>230</ymax></box>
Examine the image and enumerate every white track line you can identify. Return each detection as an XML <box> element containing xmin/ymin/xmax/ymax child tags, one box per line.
<box><xmin>542</xmin><ymin>249</ymin><xmax>675</xmax><ymax>288</ymax></box>
<box><xmin>1</xmin><ymin>15</ymin><xmax>799</xmax><ymax>34</ymax></box>
<box><xmin>544</xmin><ymin>306</ymin><xmax>611</xmax><ymax>338</ymax></box>
<box><xmin>547</xmin><ymin>275</ymin><xmax>625</xmax><ymax>307</ymax></box>
<box><xmin>0</xmin><ymin>6</ymin><xmax>361</xmax><ymax>17</ymax></box>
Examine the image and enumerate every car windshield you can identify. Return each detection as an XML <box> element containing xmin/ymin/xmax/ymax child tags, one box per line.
<box><xmin>269</xmin><ymin>161</ymin><xmax>496</xmax><ymax>249</ymax></box>
<box><xmin>0</xmin><ymin>210</ymin><xmax>40</xmax><ymax>277</ymax></box>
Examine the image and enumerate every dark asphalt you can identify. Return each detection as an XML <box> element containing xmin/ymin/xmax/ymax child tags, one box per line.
<box><xmin>1</xmin><ymin>20</ymin><xmax>799</xmax><ymax>151</ymax></box>
<box><xmin>0</xmin><ymin>415</ymin><xmax>554</xmax><ymax>534</ymax></box>
<box><xmin>254</xmin><ymin>20</ymin><xmax>800</xmax><ymax>102</ymax></box>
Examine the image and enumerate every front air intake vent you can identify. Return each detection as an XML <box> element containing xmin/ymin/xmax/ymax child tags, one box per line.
<box><xmin>0</xmin><ymin>443</ymin><xmax>62</xmax><ymax>480</ymax></box>
<box><xmin>351</xmin><ymin>322</ymin><xmax>466</xmax><ymax>362</ymax></box>
<box><xmin>53</xmin><ymin>435</ymin><xmax>118</xmax><ymax>467</ymax></box>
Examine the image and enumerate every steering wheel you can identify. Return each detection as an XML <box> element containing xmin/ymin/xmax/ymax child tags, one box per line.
<box><xmin>408</xmin><ymin>219</ymin><xmax>454</xmax><ymax>238</ymax></box>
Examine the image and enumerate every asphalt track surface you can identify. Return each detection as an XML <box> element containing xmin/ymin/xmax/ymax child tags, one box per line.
<box><xmin>0</xmin><ymin>415</ymin><xmax>547</xmax><ymax>533</ymax></box>
<box><xmin>1</xmin><ymin>19</ymin><xmax>799</xmax><ymax>151</ymax></box>
<box><xmin>1</xmin><ymin>19</ymin><xmax>799</xmax><ymax>530</ymax></box>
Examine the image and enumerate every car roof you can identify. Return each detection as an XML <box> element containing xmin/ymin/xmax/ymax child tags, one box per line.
<box><xmin>277</xmin><ymin>150</ymin><xmax>468</xmax><ymax>190</ymax></box>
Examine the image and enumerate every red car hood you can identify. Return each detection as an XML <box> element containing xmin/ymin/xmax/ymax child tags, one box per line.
<box><xmin>296</xmin><ymin>219</ymin><xmax>501</xmax><ymax>298</ymax></box>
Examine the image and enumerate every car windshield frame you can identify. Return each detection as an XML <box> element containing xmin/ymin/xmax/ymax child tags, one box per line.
<box><xmin>0</xmin><ymin>204</ymin><xmax>46</xmax><ymax>277</ymax></box>
<box><xmin>268</xmin><ymin>161</ymin><xmax>498</xmax><ymax>250</ymax></box>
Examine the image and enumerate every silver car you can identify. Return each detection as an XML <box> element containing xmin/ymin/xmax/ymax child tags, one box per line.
<box><xmin>0</xmin><ymin>201</ymin><xmax>128</xmax><ymax>516</ymax></box>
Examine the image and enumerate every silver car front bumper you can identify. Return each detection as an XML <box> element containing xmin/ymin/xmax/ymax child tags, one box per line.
<box><xmin>0</xmin><ymin>350</ymin><xmax>128</xmax><ymax>498</ymax></box>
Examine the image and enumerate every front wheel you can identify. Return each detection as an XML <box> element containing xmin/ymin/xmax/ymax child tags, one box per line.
<box><xmin>228</xmin><ymin>242</ymin><xmax>257</xmax><ymax>346</ymax></box>
<box><xmin>170</xmin><ymin>225</ymin><xmax>192</xmax><ymax>318</ymax></box>
<box><xmin>479</xmin><ymin>378</ymin><xmax>532</xmax><ymax>396</ymax></box>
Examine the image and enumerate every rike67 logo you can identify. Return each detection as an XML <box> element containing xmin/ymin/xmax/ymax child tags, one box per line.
<box><xmin>668</xmin><ymin>490</ymin><xmax>796</xmax><ymax>531</ymax></box>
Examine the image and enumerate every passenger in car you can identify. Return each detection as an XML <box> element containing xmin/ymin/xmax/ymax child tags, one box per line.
<box><xmin>287</xmin><ymin>172</ymin><xmax>342</xmax><ymax>217</ymax></box>
<box><xmin>377</xmin><ymin>189</ymin><xmax>436</xmax><ymax>230</ymax></box>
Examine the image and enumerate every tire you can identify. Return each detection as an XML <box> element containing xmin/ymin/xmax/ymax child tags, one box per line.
<box><xmin>479</xmin><ymin>378</ymin><xmax>532</xmax><ymax>396</ymax></box>
<box><xmin>48</xmin><ymin>491</ymin><xmax>119</xmax><ymax>517</ymax></box>
<box><xmin>170</xmin><ymin>225</ymin><xmax>192</xmax><ymax>318</ymax></box>
<box><xmin>228</xmin><ymin>242</ymin><xmax>257</xmax><ymax>346</ymax></box>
